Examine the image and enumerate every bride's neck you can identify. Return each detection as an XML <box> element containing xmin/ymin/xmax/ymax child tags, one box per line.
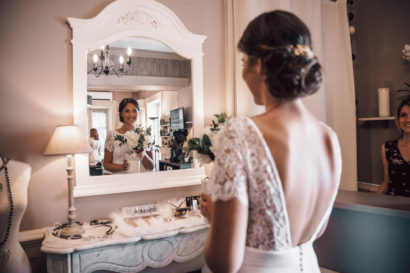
<box><xmin>264</xmin><ymin>97</ymin><xmax>304</xmax><ymax>113</ymax></box>
<box><xmin>122</xmin><ymin>124</ymin><xmax>134</xmax><ymax>131</ymax></box>
<box><xmin>117</xmin><ymin>124</ymin><xmax>134</xmax><ymax>134</ymax></box>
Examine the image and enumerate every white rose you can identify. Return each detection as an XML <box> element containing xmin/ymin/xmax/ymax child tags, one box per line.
<box><xmin>193</xmin><ymin>151</ymin><xmax>212</xmax><ymax>166</ymax></box>
<box><xmin>204</xmin><ymin>126</ymin><xmax>212</xmax><ymax>136</ymax></box>
<box><xmin>124</xmin><ymin>131</ymin><xmax>139</xmax><ymax>149</ymax></box>
<box><xmin>209</xmin><ymin>131</ymin><xmax>220</xmax><ymax>156</ymax></box>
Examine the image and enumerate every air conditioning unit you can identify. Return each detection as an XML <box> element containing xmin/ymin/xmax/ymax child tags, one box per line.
<box><xmin>87</xmin><ymin>91</ymin><xmax>113</xmax><ymax>101</ymax></box>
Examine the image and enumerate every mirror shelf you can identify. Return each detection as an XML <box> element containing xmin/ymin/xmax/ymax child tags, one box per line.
<box><xmin>73</xmin><ymin>160</ymin><xmax>204</xmax><ymax>197</ymax></box>
<box><xmin>68</xmin><ymin>0</ymin><xmax>206</xmax><ymax>197</ymax></box>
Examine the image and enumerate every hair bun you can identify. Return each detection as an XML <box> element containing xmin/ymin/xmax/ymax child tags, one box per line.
<box><xmin>237</xmin><ymin>10</ymin><xmax>323</xmax><ymax>100</ymax></box>
<box><xmin>262</xmin><ymin>52</ymin><xmax>322</xmax><ymax>100</ymax></box>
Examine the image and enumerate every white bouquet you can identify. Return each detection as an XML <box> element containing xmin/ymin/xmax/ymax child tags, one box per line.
<box><xmin>184</xmin><ymin>113</ymin><xmax>228</xmax><ymax>166</ymax></box>
<box><xmin>115</xmin><ymin>125</ymin><xmax>156</xmax><ymax>152</ymax></box>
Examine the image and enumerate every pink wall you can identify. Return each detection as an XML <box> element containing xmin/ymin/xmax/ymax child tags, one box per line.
<box><xmin>0</xmin><ymin>0</ymin><xmax>225</xmax><ymax>231</ymax></box>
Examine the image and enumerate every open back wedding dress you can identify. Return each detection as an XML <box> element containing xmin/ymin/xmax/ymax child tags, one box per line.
<box><xmin>203</xmin><ymin>117</ymin><xmax>340</xmax><ymax>273</ymax></box>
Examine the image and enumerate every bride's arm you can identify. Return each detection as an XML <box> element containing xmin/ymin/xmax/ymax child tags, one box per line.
<box><xmin>141</xmin><ymin>150</ymin><xmax>154</xmax><ymax>170</ymax></box>
<box><xmin>204</xmin><ymin>198</ymin><xmax>248</xmax><ymax>273</ymax></box>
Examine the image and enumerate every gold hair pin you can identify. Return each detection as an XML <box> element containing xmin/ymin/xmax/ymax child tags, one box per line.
<box><xmin>290</xmin><ymin>44</ymin><xmax>314</xmax><ymax>59</ymax></box>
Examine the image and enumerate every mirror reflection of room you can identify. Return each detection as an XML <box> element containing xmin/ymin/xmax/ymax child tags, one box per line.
<box><xmin>351</xmin><ymin>0</ymin><xmax>410</xmax><ymax>195</ymax></box>
<box><xmin>377</xmin><ymin>96</ymin><xmax>410</xmax><ymax>197</ymax></box>
<box><xmin>86</xmin><ymin>37</ymin><xmax>193</xmax><ymax>176</ymax></box>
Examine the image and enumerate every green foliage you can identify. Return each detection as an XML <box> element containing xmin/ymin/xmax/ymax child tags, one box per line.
<box><xmin>170</xmin><ymin>130</ymin><xmax>187</xmax><ymax>163</ymax></box>
<box><xmin>182</xmin><ymin>112</ymin><xmax>229</xmax><ymax>162</ymax></box>
<box><xmin>210</xmin><ymin>113</ymin><xmax>228</xmax><ymax>132</ymax></box>
<box><xmin>185</xmin><ymin>134</ymin><xmax>215</xmax><ymax>161</ymax></box>
<box><xmin>134</xmin><ymin>124</ymin><xmax>143</xmax><ymax>134</ymax></box>
<box><xmin>215</xmin><ymin>112</ymin><xmax>228</xmax><ymax>123</ymax></box>
<box><xmin>135</xmin><ymin>133</ymin><xmax>145</xmax><ymax>152</ymax></box>
<box><xmin>114</xmin><ymin>134</ymin><xmax>127</xmax><ymax>146</ymax></box>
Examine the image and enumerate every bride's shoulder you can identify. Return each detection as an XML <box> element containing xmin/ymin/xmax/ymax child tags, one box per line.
<box><xmin>222</xmin><ymin>116</ymin><xmax>254</xmax><ymax>136</ymax></box>
<box><xmin>224</xmin><ymin>116</ymin><xmax>254</xmax><ymax>129</ymax></box>
<box><xmin>318</xmin><ymin>122</ymin><xmax>342</xmax><ymax>169</ymax></box>
<box><xmin>318</xmin><ymin>122</ymin><xmax>339</xmax><ymax>144</ymax></box>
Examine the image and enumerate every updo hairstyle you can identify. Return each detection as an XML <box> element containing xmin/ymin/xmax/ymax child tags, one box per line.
<box><xmin>238</xmin><ymin>10</ymin><xmax>322</xmax><ymax>100</ymax></box>
<box><xmin>119</xmin><ymin>97</ymin><xmax>140</xmax><ymax>123</ymax></box>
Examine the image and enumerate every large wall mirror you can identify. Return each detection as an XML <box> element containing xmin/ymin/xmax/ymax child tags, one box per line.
<box><xmin>68</xmin><ymin>0</ymin><xmax>206</xmax><ymax>197</ymax></box>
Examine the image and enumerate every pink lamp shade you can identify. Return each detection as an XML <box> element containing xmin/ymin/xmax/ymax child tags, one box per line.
<box><xmin>44</xmin><ymin>125</ymin><xmax>92</xmax><ymax>155</ymax></box>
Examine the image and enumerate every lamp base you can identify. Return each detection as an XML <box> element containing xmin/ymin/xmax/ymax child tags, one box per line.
<box><xmin>58</xmin><ymin>221</ymin><xmax>85</xmax><ymax>239</ymax></box>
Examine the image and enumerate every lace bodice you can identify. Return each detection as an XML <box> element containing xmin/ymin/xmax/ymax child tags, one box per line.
<box><xmin>105</xmin><ymin>130</ymin><xmax>146</xmax><ymax>173</ymax></box>
<box><xmin>105</xmin><ymin>130</ymin><xmax>134</xmax><ymax>165</ymax></box>
<box><xmin>208</xmin><ymin>117</ymin><xmax>338</xmax><ymax>252</ymax></box>
<box><xmin>208</xmin><ymin>117</ymin><xmax>291</xmax><ymax>251</ymax></box>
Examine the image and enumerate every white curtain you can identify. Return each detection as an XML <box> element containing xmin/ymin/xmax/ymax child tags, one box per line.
<box><xmin>225</xmin><ymin>0</ymin><xmax>357</xmax><ymax>191</ymax></box>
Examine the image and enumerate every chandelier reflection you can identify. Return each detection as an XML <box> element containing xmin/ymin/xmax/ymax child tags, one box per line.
<box><xmin>88</xmin><ymin>45</ymin><xmax>133</xmax><ymax>77</ymax></box>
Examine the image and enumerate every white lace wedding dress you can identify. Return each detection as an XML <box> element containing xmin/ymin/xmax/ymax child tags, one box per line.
<box><xmin>203</xmin><ymin>117</ymin><xmax>339</xmax><ymax>273</ymax></box>
<box><xmin>105</xmin><ymin>130</ymin><xmax>147</xmax><ymax>173</ymax></box>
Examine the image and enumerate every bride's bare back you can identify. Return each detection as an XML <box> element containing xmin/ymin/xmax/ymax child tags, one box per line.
<box><xmin>203</xmin><ymin>10</ymin><xmax>342</xmax><ymax>273</ymax></box>
<box><xmin>251</xmin><ymin>100</ymin><xmax>341</xmax><ymax>246</ymax></box>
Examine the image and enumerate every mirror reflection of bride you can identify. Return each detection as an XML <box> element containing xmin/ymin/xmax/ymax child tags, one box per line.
<box><xmin>103</xmin><ymin>98</ymin><xmax>154</xmax><ymax>174</ymax></box>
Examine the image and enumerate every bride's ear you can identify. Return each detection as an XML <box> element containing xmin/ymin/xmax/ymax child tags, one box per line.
<box><xmin>255</xmin><ymin>58</ymin><xmax>263</xmax><ymax>74</ymax></box>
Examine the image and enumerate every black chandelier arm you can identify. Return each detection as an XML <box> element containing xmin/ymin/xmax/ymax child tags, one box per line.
<box><xmin>96</xmin><ymin>67</ymin><xmax>104</xmax><ymax>78</ymax></box>
<box><xmin>119</xmin><ymin>65</ymin><xmax>130</xmax><ymax>73</ymax></box>
<box><xmin>88</xmin><ymin>65</ymin><xmax>122</xmax><ymax>78</ymax></box>
<box><xmin>87</xmin><ymin>60</ymin><xmax>131</xmax><ymax>78</ymax></box>
<box><xmin>127</xmin><ymin>56</ymin><xmax>132</xmax><ymax>66</ymax></box>
<box><xmin>87</xmin><ymin>66</ymin><xmax>98</xmax><ymax>74</ymax></box>
<box><xmin>88</xmin><ymin>45</ymin><xmax>133</xmax><ymax>78</ymax></box>
<box><xmin>110</xmin><ymin>66</ymin><xmax>121</xmax><ymax>78</ymax></box>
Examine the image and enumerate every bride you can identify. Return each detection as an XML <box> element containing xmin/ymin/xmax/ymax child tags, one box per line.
<box><xmin>103</xmin><ymin>98</ymin><xmax>154</xmax><ymax>173</ymax></box>
<box><xmin>200</xmin><ymin>10</ymin><xmax>342</xmax><ymax>273</ymax></box>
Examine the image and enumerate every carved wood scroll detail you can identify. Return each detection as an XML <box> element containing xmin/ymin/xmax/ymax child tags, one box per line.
<box><xmin>47</xmin><ymin>230</ymin><xmax>209</xmax><ymax>273</ymax></box>
<box><xmin>117</xmin><ymin>10</ymin><xmax>160</xmax><ymax>28</ymax></box>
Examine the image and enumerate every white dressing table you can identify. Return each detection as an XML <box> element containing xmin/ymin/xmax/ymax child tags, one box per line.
<box><xmin>41</xmin><ymin>218</ymin><xmax>209</xmax><ymax>273</ymax></box>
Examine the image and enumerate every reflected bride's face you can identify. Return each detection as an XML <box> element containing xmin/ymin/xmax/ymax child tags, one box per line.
<box><xmin>121</xmin><ymin>103</ymin><xmax>138</xmax><ymax>127</ymax></box>
<box><xmin>399</xmin><ymin>105</ymin><xmax>410</xmax><ymax>134</ymax></box>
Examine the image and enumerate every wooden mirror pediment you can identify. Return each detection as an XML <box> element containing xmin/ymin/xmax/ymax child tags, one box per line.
<box><xmin>68</xmin><ymin>0</ymin><xmax>206</xmax><ymax>197</ymax></box>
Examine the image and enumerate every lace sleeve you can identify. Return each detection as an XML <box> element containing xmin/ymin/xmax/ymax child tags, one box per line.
<box><xmin>208</xmin><ymin>122</ymin><xmax>248</xmax><ymax>206</ymax></box>
<box><xmin>105</xmin><ymin>131</ymin><xmax>115</xmax><ymax>153</ymax></box>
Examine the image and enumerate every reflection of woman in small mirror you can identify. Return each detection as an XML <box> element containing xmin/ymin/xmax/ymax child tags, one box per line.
<box><xmin>377</xmin><ymin>96</ymin><xmax>410</xmax><ymax>197</ymax></box>
<box><xmin>103</xmin><ymin>98</ymin><xmax>154</xmax><ymax>173</ymax></box>
<box><xmin>89</xmin><ymin>128</ymin><xmax>102</xmax><ymax>165</ymax></box>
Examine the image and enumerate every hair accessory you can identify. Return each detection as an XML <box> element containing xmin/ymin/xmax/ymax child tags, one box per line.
<box><xmin>290</xmin><ymin>44</ymin><xmax>314</xmax><ymax>59</ymax></box>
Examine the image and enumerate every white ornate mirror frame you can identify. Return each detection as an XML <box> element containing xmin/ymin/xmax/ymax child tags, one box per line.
<box><xmin>68</xmin><ymin>0</ymin><xmax>206</xmax><ymax>197</ymax></box>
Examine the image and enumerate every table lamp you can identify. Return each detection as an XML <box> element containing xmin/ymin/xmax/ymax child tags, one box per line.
<box><xmin>44</xmin><ymin>125</ymin><xmax>92</xmax><ymax>238</ymax></box>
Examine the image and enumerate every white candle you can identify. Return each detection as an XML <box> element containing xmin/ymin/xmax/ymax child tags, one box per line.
<box><xmin>378</xmin><ymin>88</ymin><xmax>390</xmax><ymax>117</ymax></box>
<box><xmin>67</xmin><ymin>155</ymin><xmax>74</xmax><ymax>168</ymax></box>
